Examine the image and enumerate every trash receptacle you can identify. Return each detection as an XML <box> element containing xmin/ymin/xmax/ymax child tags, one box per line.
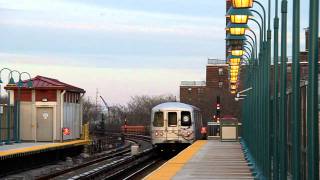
<box><xmin>220</xmin><ymin>117</ymin><xmax>238</xmax><ymax>142</ymax></box>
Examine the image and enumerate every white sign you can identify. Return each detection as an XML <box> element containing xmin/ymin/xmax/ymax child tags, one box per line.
<box><xmin>43</xmin><ymin>112</ymin><xmax>49</xmax><ymax>120</ymax></box>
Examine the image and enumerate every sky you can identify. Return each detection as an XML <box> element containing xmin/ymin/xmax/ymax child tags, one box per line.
<box><xmin>0</xmin><ymin>0</ymin><xmax>312</xmax><ymax>105</ymax></box>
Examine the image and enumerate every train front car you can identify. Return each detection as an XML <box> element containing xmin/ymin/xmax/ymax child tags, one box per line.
<box><xmin>150</xmin><ymin>102</ymin><xmax>202</xmax><ymax>153</ymax></box>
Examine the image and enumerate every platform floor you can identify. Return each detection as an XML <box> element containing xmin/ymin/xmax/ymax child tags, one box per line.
<box><xmin>0</xmin><ymin>140</ymin><xmax>89</xmax><ymax>160</ymax></box>
<box><xmin>145</xmin><ymin>140</ymin><xmax>253</xmax><ymax>180</ymax></box>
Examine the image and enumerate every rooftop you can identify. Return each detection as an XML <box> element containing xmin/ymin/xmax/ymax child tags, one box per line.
<box><xmin>5</xmin><ymin>75</ymin><xmax>85</xmax><ymax>93</ymax></box>
<box><xmin>180</xmin><ymin>81</ymin><xmax>206</xmax><ymax>87</ymax></box>
<box><xmin>207</xmin><ymin>59</ymin><xmax>228</xmax><ymax>66</ymax></box>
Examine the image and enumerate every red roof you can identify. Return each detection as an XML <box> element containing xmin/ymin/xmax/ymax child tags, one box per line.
<box><xmin>6</xmin><ymin>75</ymin><xmax>85</xmax><ymax>93</ymax></box>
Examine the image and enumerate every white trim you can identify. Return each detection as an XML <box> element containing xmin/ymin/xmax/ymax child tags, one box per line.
<box><xmin>35</xmin><ymin>102</ymin><xmax>57</xmax><ymax>106</ymax></box>
<box><xmin>60</xmin><ymin>90</ymin><xmax>66</xmax><ymax>142</ymax></box>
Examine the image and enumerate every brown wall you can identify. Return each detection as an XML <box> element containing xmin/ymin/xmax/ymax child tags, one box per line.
<box><xmin>14</xmin><ymin>89</ymin><xmax>32</xmax><ymax>101</ymax></box>
<box><xmin>35</xmin><ymin>90</ymin><xmax>57</xmax><ymax>102</ymax></box>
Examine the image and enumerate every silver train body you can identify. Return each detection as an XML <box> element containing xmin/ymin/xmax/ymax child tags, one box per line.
<box><xmin>150</xmin><ymin>102</ymin><xmax>203</xmax><ymax>148</ymax></box>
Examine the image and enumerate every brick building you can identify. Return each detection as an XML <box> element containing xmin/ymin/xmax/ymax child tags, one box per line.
<box><xmin>180</xmin><ymin>26</ymin><xmax>317</xmax><ymax>124</ymax></box>
<box><xmin>180</xmin><ymin>59</ymin><xmax>242</xmax><ymax>124</ymax></box>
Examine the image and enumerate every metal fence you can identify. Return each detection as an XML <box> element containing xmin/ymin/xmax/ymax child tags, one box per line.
<box><xmin>0</xmin><ymin>105</ymin><xmax>14</xmax><ymax>143</ymax></box>
<box><xmin>285</xmin><ymin>83</ymin><xmax>308</xmax><ymax>179</ymax></box>
<box><xmin>267</xmin><ymin>81</ymin><xmax>318</xmax><ymax>179</ymax></box>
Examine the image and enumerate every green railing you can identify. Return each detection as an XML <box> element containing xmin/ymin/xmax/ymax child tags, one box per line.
<box><xmin>226</xmin><ymin>0</ymin><xmax>319</xmax><ymax>179</ymax></box>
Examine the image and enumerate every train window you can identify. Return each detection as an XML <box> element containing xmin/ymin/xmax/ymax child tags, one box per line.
<box><xmin>181</xmin><ymin>111</ymin><xmax>191</xmax><ymax>126</ymax></box>
<box><xmin>168</xmin><ymin>112</ymin><xmax>177</xmax><ymax>126</ymax></box>
<box><xmin>153</xmin><ymin>112</ymin><xmax>164</xmax><ymax>127</ymax></box>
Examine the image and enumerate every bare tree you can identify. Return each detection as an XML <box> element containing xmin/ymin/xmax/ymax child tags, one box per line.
<box><xmin>82</xmin><ymin>97</ymin><xmax>96</xmax><ymax>124</ymax></box>
<box><xmin>83</xmin><ymin>94</ymin><xmax>176</xmax><ymax>131</ymax></box>
<box><xmin>125</xmin><ymin>94</ymin><xmax>176</xmax><ymax>125</ymax></box>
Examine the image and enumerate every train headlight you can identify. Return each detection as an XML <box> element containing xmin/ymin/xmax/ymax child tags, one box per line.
<box><xmin>182</xmin><ymin>116</ymin><xmax>190</xmax><ymax>123</ymax></box>
<box><xmin>183</xmin><ymin>131</ymin><xmax>192</xmax><ymax>137</ymax></box>
<box><xmin>159</xmin><ymin>132</ymin><xmax>163</xmax><ymax>136</ymax></box>
<box><xmin>155</xmin><ymin>131</ymin><xmax>159</xmax><ymax>136</ymax></box>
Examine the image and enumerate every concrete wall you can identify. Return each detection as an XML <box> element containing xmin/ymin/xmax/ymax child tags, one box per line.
<box><xmin>19</xmin><ymin>102</ymin><xmax>33</xmax><ymax>140</ymax></box>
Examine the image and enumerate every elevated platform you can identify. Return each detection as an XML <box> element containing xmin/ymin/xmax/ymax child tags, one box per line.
<box><xmin>145</xmin><ymin>140</ymin><xmax>253</xmax><ymax>180</ymax></box>
<box><xmin>0</xmin><ymin>140</ymin><xmax>89</xmax><ymax>160</ymax></box>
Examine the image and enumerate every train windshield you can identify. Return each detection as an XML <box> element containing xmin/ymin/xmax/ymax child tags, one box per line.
<box><xmin>168</xmin><ymin>112</ymin><xmax>177</xmax><ymax>126</ymax></box>
<box><xmin>153</xmin><ymin>111</ymin><xmax>164</xmax><ymax>127</ymax></box>
<box><xmin>181</xmin><ymin>111</ymin><xmax>191</xmax><ymax>126</ymax></box>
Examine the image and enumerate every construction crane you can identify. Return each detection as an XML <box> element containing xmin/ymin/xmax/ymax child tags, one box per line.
<box><xmin>100</xmin><ymin>96</ymin><xmax>110</xmax><ymax>115</ymax></box>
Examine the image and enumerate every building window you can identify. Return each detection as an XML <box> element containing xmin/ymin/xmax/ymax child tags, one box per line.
<box><xmin>218</xmin><ymin>81</ymin><xmax>223</xmax><ymax>88</ymax></box>
<box><xmin>218</xmin><ymin>68</ymin><xmax>224</xmax><ymax>75</ymax></box>
<box><xmin>198</xmin><ymin>88</ymin><xmax>204</xmax><ymax>94</ymax></box>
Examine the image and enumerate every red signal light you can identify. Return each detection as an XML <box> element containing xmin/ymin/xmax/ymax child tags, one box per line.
<box><xmin>201</xmin><ymin>127</ymin><xmax>207</xmax><ymax>134</ymax></box>
<box><xmin>62</xmin><ymin>128</ymin><xmax>71</xmax><ymax>135</ymax></box>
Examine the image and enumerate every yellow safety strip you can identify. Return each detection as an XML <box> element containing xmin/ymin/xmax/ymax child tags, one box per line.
<box><xmin>0</xmin><ymin>139</ymin><xmax>89</xmax><ymax>157</ymax></box>
<box><xmin>144</xmin><ymin>140</ymin><xmax>207</xmax><ymax>180</ymax></box>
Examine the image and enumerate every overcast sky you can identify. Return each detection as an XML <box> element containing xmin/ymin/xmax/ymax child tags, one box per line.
<box><xmin>0</xmin><ymin>0</ymin><xmax>311</xmax><ymax>105</ymax></box>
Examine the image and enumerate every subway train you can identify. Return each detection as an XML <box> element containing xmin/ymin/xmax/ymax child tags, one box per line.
<box><xmin>150</xmin><ymin>102</ymin><xmax>204</xmax><ymax>152</ymax></box>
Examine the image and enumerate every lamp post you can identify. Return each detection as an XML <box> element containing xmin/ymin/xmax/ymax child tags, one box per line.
<box><xmin>244</xmin><ymin>34</ymin><xmax>256</xmax><ymax>58</ymax></box>
<box><xmin>0</xmin><ymin>68</ymin><xmax>32</xmax><ymax>144</ymax></box>
<box><xmin>248</xmin><ymin>16</ymin><xmax>264</xmax><ymax>176</ymax></box>
<box><xmin>0</xmin><ymin>68</ymin><xmax>12</xmax><ymax>144</ymax></box>
<box><xmin>8</xmin><ymin>70</ymin><xmax>20</xmax><ymax>144</ymax></box>
<box><xmin>4</xmin><ymin>70</ymin><xmax>18</xmax><ymax>144</ymax></box>
<box><xmin>307</xmin><ymin>0</ymin><xmax>319</xmax><ymax>179</ymax></box>
<box><xmin>248</xmin><ymin>29</ymin><xmax>258</xmax><ymax>57</ymax></box>
<box><xmin>279</xmin><ymin>1</ymin><xmax>288</xmax><ymax>179</ymax></box>
<box><xmin>291</xmin><ymin>0</ymin><xmax>301</xmax><ymax>179</ymax></box>
<box><xmin>229</xmin><ymin>0</ymin><xmax>272</xmax><ymax>178</ymax></box>
<box><xmin>243</xmin><ymin>46</ymin><xmax>253</xmax><ymax>56</ymax></box>
<box><xmin>272</xmin><ymin>0</ymin><xmax>280</xmax><ymax>179</ymax></box>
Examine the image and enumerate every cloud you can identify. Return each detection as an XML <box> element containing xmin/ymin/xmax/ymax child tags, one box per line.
<box><xmin>0</xmin><ymin>0</ymin><xmax>225</xmax><ymax>39</ymax></box>
<box><xmin>0</xmin><ymin>18</ymin><xmax>223</xmax><ymax>39</ymax></box>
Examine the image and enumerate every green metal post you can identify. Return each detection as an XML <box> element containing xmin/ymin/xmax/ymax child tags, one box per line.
<box><xmin>0</xmin><ymin>84</ymin><xmax>2</xmax><ymax>144</ymax></box>
<box><xmin>279</xmin><ymin>0</ymin><xmax>288</xmax><ymax>179</ymax></box>
<box><xmin>13</xmin><ymin>99</ymin><xmax>18</xmax><ymax>142</ymax></box>
<box><xmin>266</xmin><ymin>0</ymin><xmax>272</xmax><ymax>178</ymax></box>
<box><xmin>307</xmin><ymin>0</ymin><xmax>319</xmax><ymax>179</ymax></box>
<box><xmin>261</xmin><ymin>42</ymin><xmax>267</xmax><ymax>176</ymax></box>
<box><xmin>273</xmin><ymin>0</ymin><xmax>279</xmax><ymax>179</ymax></box>
<box><xmin>6</xmin><ymin>90</ymin><xmax>11</xmax><ymax>144</ymax></box>
<box><xmin>259</xmin><ymin>46</ymin><xmax>263</xmax><ymax>175</ymax></box>
<box><xmin>15</xmin><ymin>86</ymin><xmax>21</xmax><ymax>143</ymax></box>
<box><xmin>292</xmin><ymin>0</ymin><xmax>301</xmax><ymax>179</ymax></box>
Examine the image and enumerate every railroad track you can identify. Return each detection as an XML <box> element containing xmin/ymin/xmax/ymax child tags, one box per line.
<box><xmin>36</xmin><ymin>135</ymin><xmax>153</xmax><ymax>180</ymax></box>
